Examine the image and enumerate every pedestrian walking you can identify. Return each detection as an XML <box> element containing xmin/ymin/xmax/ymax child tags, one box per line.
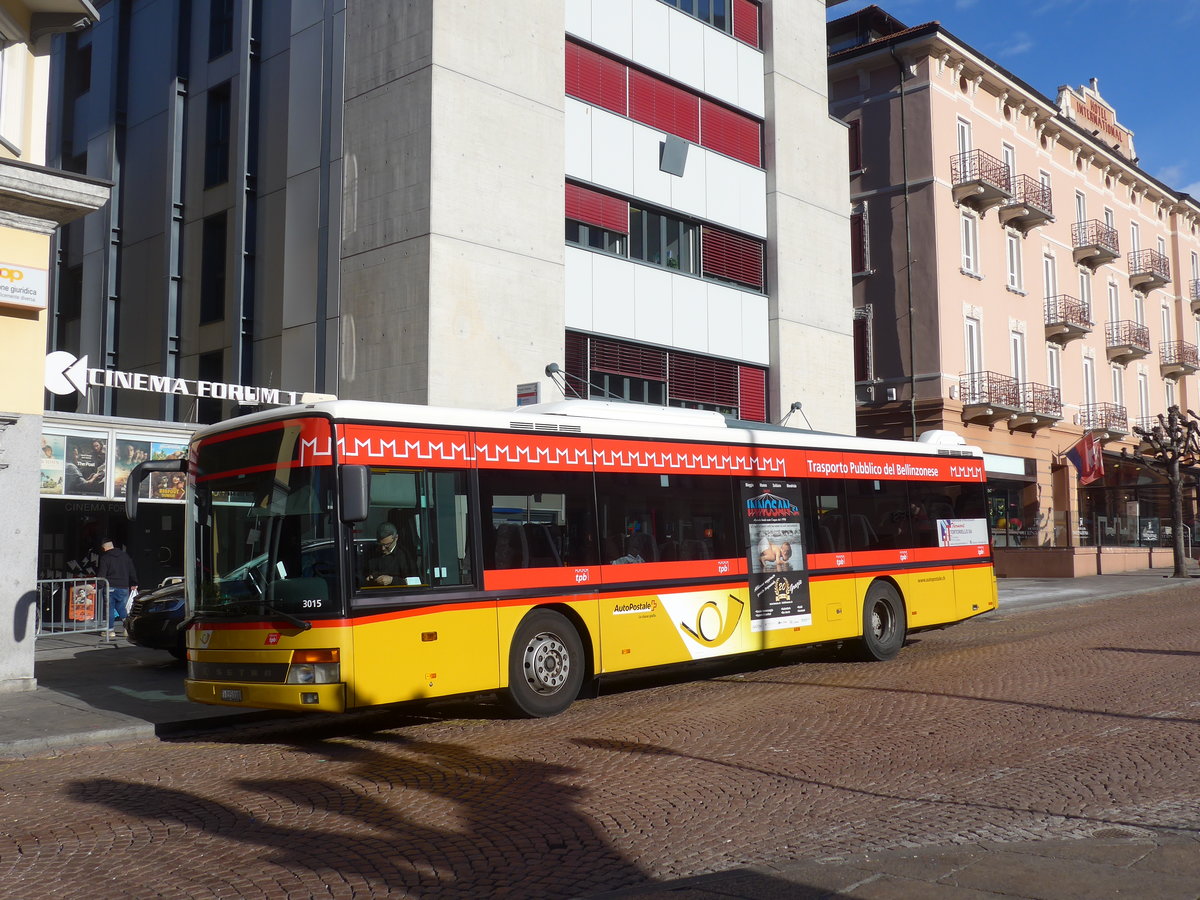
<box><xmin>97</xmin><ymin>539</ymin><xmax>138</xmax><ymax>639</ymax></box>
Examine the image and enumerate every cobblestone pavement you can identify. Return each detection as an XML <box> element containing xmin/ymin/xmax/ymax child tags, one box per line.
<box><xmin>2</xmin><ymin>583</ymin><xmax>1199</xmax><ymax>899</ymax></box>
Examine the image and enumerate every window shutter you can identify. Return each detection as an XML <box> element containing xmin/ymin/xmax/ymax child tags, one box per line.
<box><xmin>850</xmin><ymin>209</ymin><xmax>867</xmax><ymax>274</ymax></box>
<box><xmin>738</xmin><ymin>366</ymin><xmax>767</xmax><ymax>422</ymax></box>
<box><xmin>565</xmin><ymin>41</ymin><xmax>627</xmax><ymax>115</ymax></box>
<box><xmin>848</xmin><ymin>119</ymin><xmax>862</xmax><ymax>170</ymax></box>
<box><xmin>700</xmin><ymin>99</ymin><xmax>762</xmax><ymax>167</ymax></box>
<box><xmin>628</xmin><ymin>69</ymin><xmax>700</xmax><ymax>142</ymax></box>
<box><xmin>564</xmin><ymin>332</ymin><xmax>590</xmax><ymax>399</ymax></box>
<box><xmin>669</xmin><ymin>354</ymin><xmax>739</xmax><ymax>407</ymax></box>
<box><xmin>590</xmin><ymin>337</ymin><xmax>667</xmax><ymax>380</ymax></box>
<box><xmin>565</xmin><ymin>182</ymin><xmax>630</xmax><ymax>234</ymax></box>
<box><xmin>732</xmin><ymin>0</ymin><xmax>761</xmax><ymax>49</ymax></box>
<box><xmin>701</xmin><ymin>226</ymin><xmax>765</xmax><ymax>291</ymax></box>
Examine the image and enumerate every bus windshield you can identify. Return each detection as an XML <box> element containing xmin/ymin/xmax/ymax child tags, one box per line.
<box><xmin>192</xmin><ymin>426</ymin><xmax>341</xmax><ymax>619</ymax></box>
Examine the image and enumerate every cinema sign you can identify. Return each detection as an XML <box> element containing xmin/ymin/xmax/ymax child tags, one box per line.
<box><xmin>45</xmin><ymin>351</ymin><xmax>334</xmax><ymax>406</ymax></box>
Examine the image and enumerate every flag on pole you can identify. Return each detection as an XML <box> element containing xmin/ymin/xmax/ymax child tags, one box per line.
<box><xmin>1063</xmin><ymin>432</ymin><xmax>1104</xmax><ymax>485</ymax></box>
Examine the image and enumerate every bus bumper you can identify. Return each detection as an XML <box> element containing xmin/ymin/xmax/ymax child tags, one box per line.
<box><xmin>186</xmin><ymin>679</ymin><xmax>346</xmax><ymax>712</ymax></box>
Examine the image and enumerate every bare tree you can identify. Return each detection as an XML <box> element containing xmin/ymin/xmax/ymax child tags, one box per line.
<box><xmin>1125</xmin><ymin>406</ymin><xmax>1200</xmax><ymax>578</ymax></box>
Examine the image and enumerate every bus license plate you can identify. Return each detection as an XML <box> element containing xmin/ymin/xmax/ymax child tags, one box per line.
<box><xmin>221</xmin><ymin>689</ymin><xmax>243</xmax><ymax>702</ymax></box>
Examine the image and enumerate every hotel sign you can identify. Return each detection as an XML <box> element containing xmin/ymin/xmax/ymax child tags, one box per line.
<box><xmin>44</xmin><ymin>351</ymin><xmax>334</xmax><ymax>406</ymax></box>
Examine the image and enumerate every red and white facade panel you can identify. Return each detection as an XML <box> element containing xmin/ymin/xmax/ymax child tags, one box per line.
<box><xmin>564</xmin><ymin>247</ymin><xmax>770</xmax><ymax>365</ymax></box>
<box><xmin>566</xmin><ymin>0</ymin><xmax>765</xmax><ymax>118</ymax></box>
<box><xmin>565</xmin><ymin>98</ymin><xmax>767</xmax><ymax>239</ymax></box>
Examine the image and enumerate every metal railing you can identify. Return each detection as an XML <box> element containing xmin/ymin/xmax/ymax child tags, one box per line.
<box><xmin>960</xmin><ymin>370</ymin><xmax>1020</xmax><ymax>407</ymax></box>
<box><xmin>35</xmin><ymin>577</ymin><xmax>113</xmax><ymax>637</ymax></box>
<box><xmin>1129</xmin><ymin>248</ymin><xmax>1171</xmax><ymax>283</ymax></box>
<box><xmin>1079</xmin><ymin>402</ymin><xmax>1128</xmax><ymax>433</ymax></box>
<box><xmin>1009</xmin><ymin>174</ymin><xmax>1052</xmax><ymax>215</ymax></box>
<box><xmin>1135</xmin><ymin>415</ymin><xmax>1161</xmax><ymax>434</ymax></box>
<box><xmin>1160</xmin><ymin>340</ymin><xmax>1199</xmax><ymax>370</ymax></box>
<box><xmin>950</xmin><ymin>149</ymin><xmax>1011</xmax><ymax>192</ymax></box>
<box><xmin>1019</xmin><ymin>382</ymin><xmax>1062</xmax><ymax>417</ymax></box>
<box><xmin>1106</xmin><ymin>320</ymin><xmax>1151</xmax><ymax>352</ymax></box>
<box><xmin>1044</xmin><ymin>294</ymin><xmax>1091</xmax><ymax>330</ymax></box>
<box><xmin>1071</xmin><ymin>219</ymin><xmax>1119</xmax><ymax>256</ymax></box>
<box><xmin>1191</xmin><ymin>279</ymin><xmax>1200</xmax><ymax>305</ymax></box>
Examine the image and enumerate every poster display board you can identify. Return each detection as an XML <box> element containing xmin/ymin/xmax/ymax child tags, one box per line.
<box><xmin>741</xmin><ymin>480</ymin><xmax>811</xmax><ymax>631</ymax></box>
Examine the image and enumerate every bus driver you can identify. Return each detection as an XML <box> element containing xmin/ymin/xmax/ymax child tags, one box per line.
<box><xmin>365</xmin><ymin>522</ymin><xmax>407</xmax><ymax>587</ymax></box>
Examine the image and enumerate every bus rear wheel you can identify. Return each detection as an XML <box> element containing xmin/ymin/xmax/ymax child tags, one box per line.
<box><xmin>855</xmin><ymin>581</ymin><xmax>907</xmax><ymax>661</ymax></box>
<box><xmin>505</xmin><ymin>609</ymin><xmax>586</xmax><ymax>718</ymax></box>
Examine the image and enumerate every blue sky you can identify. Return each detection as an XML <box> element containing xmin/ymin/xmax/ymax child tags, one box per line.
<box><xmin>830</xmin><ymin>1</ymin><xmax>1200</xmax><ymax>197</ymax></box>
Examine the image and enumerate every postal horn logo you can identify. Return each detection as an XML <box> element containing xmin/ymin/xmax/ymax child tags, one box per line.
<box><xmin>680</xmin><ymin>594</ymin><xmax>745</xmax><ymax>648</ymax></box>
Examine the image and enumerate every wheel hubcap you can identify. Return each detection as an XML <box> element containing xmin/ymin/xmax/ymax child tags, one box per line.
<box><xmin>870</xmin><ymin>602</ymin><xmax>891</xmax><ymax>640</ymax></box>
<box><xmin>522</xmin><ymin>631</ymin><xmax>570</xmax><ymax>695</ymax></box>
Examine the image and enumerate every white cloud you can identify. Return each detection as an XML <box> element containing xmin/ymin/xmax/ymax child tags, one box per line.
<box><xmin>996</xmin><ymin>31</ymin><xmax>1034</xmax><ymax>56</ymax></box>
<box><xmin>1157</xmin><ymin>165</ymin><xmax>1185</xmax><ymax>184</ymax></box>
<box><xmin>1182</xmin><ymin>181</ymin><xmax>1200</xmax><ymax>198</ymax></box>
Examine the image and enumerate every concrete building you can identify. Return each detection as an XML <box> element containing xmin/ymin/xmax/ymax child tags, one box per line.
<box><xmin>0</xmin><ymin>0</ymin><xmax>108</xmax><ymax>693</ymax></box>
<box><xmin>828</xmin><ymin>6</ymin><xmax>1200</xmax><ymax>576</ymax></box>
<box><xmin>25</xmin><ymin>0</ymin><xmax>855</xmax><ymax>683</ymax></box>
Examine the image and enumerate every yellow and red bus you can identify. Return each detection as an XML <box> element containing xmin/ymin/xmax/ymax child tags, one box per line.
<box><xmin>128</xmin><ymin>399</ymin><xmax>996</xmax><ymax>717</ymax></box>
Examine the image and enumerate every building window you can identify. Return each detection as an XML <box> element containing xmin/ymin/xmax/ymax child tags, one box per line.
<box><xmin>1082</xmin><ymin>356</ymin><xmax>1096</xmax><ymax>407</ymax></box>
<box><xmin>961</xmin><ymin>213</ymin><xmax>979</xmax><ymax>274</ymax></box>
<box><xmin>659</xmin><ymin>0</ymin><xmax>761</xmax><ymax>44</ymax></box>
<box><xmin>851</xmin><ymin>202</ymin><xmax>869</xmax><ymax>275</ymax></box>
<box><xmin>200</xmin><ymin>213</ymin><xmax>228</xmax><ymax>323</ymax></box>
<box><xmin>1138</xmin><ymin>372</ymin><xmax>1149</xmax><ymax>419</ymax></box>
<box><xmin>630</xmin><ymin>207</ymin><xmax>701</xmax><ymax>275</ymax></box>
<box><xmin>566</xmin><ymin>331</ymin><xmax>767</xmax><ymax>421</ymax></box>
<box><xmin>1009</xmin><ymin>330</ymin><xmax>1026</xmax><ymax>384</ymax></box>
<box><xmin>1107</xmin><ymin>282</ymin><xmax>1119</xmax><ymax>323</ymax></box>
<box><xmin>1111</xmin><ymin>364</ymin><xmax>1123</xmax><ymax>406</ymax></box>
<box><xmin>565</xmin><ymin>182</ymin><xmax>629</xmax><ymax>256</ymax></box>
<box><xmin>964</xmin><ymin>316</ymin><xmax>982</xmax><ymax>373</ymax></box>
<box><xmin>1078</xmin><ymin>269</ymin><xmax>1092</xmax><ymax>320</ymax></box>
<box><xmin>1074</xmin><ymin>190</ymin><xmax>1086</xmax><ymax>223</ymax></box>
<box><xmin>1046</xmin><ymin>344</ymin><xmax>1061</xmax><ymax>391</ymax></box>
<box><xmin>1130</xmin><ymin>221</ymin><xmax>1140</xmax><ymax>252</ymax></box>
<box><xmin>848</xmin><ymin>119</ymin><xmax>862</xmax><ymax>171</ymax></box>
<box><xmin>1005</xmin><ymin>232</ymin><xmax>1022</xmax><ymax>291</ymax></box>
<box><xmin>204</xmin><ymin>81</ymin><xmax>232</xmax><ymax>187</ymax></box>
<box><xmin>209</xmin><ymin>0</ymin><xmax>235</xmax><ymax>60</ymax></box>
<box><xmin>1134</xmin><ymin>292</ymin><xmax>1145</xmax><ymax>326</ymax></box>
<box><xmin>1042</xmin><ymin>254</ymin><xmax>1057</xmax><ymax>298</ymax></box>
<box><xmin>700</xmin><ymin>225</ymin><xmax>764</xmax><ymax>291</ymax></box>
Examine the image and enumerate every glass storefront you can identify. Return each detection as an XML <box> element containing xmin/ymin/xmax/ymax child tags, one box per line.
<box><xmin>1075</xmin><ymin>454</ymin><xmax>1197</xmax><ymax>550</ymax></box>
<box><xmin>38</xmin><ymin>416</ymin><xmax>193</xmax><ymax>590</ymax></box>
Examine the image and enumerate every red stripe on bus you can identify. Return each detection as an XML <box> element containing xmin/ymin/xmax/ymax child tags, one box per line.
<box><xmin>481</xmin><ymin>558</ymin><xmax>747</xmax><ymax>592</ymax></box>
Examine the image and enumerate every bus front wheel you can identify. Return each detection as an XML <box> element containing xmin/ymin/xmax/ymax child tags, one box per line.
<box><xmin>505</xmin><ymin>609</ymin><xmax>586</xmax><ymax>718</ymax></box>
<box><xmin>855</xmin><ymin>582</ymin><xmax>907</xmax><ymax>661</ymax></box>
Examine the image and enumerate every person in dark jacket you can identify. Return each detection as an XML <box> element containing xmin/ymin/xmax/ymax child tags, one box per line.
<box><xmin>97</xmin><ymin>539</ymin><xmax>138</xmax><ymax>638</ymax></box>
<box><xmin>364</xmin><ymin>522</ymin><xmax>409</xmax><ymax>587</ymax></box>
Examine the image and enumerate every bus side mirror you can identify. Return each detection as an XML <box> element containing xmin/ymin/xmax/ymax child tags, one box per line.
<box><xmin>340</xmin><ymin>465</ymin><xmax>370</xmax><ymax>523</ymax></box>
<box><xmin>125</xmin><ymin>459</ymin><xmax>188</xmax><ymax>521</ymax></box>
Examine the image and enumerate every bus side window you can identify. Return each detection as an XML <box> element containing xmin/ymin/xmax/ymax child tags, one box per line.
<box><xmin>478</xmin><ymin>469</ymin><xmax>598</xmax><ymax>569</ymax></box>
<box><xmin>845</xmin><ymin>478</ymin><xmax>914</xmax><ymax>551</ymax></box>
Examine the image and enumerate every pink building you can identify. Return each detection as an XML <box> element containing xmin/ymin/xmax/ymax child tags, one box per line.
<box><xmin>828</xmin><ymin>7</ymin><xmax>1200</xmax><ymax>576</ymax></box>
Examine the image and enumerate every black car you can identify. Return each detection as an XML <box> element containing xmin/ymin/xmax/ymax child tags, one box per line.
<box><xmin>124</xmin><ymin>578</ymin><xmax>186</xmax><ymax>659</ymax></box>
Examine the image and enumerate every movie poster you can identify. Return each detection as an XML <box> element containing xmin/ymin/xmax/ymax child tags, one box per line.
<box><xmin>149</xmin><ymin>441</ymin><xmax>188</xmax><ymax>500</ymax></box>
<box><xmin>40</xmin><ymin>434</ymin><xmax>65</xmax><ymax>495</ymax></box>
<box><xmin>742</xmin><ymin>480</ymin><xmax>811</xmax><ymax>631</ymax></box>
<box><xmin>63</xmin><ymin>435</ymin><xmax>108</xmax><ymax>496</ymax></box>
<box><xmin>113</xmin><ymin>438</ymin><xmax>151</xmax><ymax>498</ymax></box>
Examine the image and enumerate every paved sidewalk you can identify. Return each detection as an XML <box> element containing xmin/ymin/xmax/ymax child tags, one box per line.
<box><xmin>3</xmin><ymin>568</ymin><xmax>1198</xmax><ymax>899</ymax></box>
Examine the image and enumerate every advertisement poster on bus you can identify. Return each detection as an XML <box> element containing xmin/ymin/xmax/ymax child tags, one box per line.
<box><xmin>742</xmin><ymin>480</ymin><xmax>811</xmax><ymax>631</ymax></box>
<box><xmin>936</xmin><ymin>518</ymin><xmax>989</xmax><ymax>548</ymax></box>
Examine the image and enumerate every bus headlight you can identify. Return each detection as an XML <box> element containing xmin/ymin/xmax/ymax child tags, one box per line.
<box><xmin>286</xmin><ymin>663</ymin><xmax>340</xmax><ymax>684</ymax></box>
<box><xmin>286</xmin><ymin>649</ymin><xmax>340</xmax><ymax>684</ymax></box>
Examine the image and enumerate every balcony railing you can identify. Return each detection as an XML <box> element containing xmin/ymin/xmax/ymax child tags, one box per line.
<box><xmin>950</xmin><ymin>149</ymin><xmax>1012</xmax><ymax>214</ymax></box>
<box><xmin>959</xmin><ymin>371</ymin><xmax>1021</xmax><ymax>424</ymax></box>
<box><xmin>1105</xmin><ymin>319</ymin><xmax>1151</xmax><ymax>364</ymax></box>
<box><xmin>1135</xmin><ymin>415</ymin><xmax>1161</xmax><ymax>435</ymax></box>
<box><xmin>1044</xmin><ymin>294</ymin><xmax>1092</xmax><ymax>344</ymax></box>
<box><xmin>1071</xmin><ymin>219</ymin><xmax>1119</xmax><ymax>268</ymax></box>
<box><xmin>1191</xmin><ymin>279</ymin><xmax>1200</xmax><ymax>315</ymax></box>
<box><xmin>1079</xmin><ymin>402</ymin><xmax>1128</xmax><ymax>436</ymax></box>
<box><xmin>1011</xmin><ymin>382</ymin><xmax>1062</xmax><ymax>432</ymax></box>
<box><xmin>1129</xmin><ymin>248</ymin><xmax>1171</xmax><ymax>292</ymax></box>
<box><xmin>998</xmin><ymin>174</ymin><xmax>1053</xmax><ymax>232</ymax></box>
<box><xmin>1160</xmin><ymin>340</ymin><xmax>1199</xmax><ymax>378</ymax></box>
